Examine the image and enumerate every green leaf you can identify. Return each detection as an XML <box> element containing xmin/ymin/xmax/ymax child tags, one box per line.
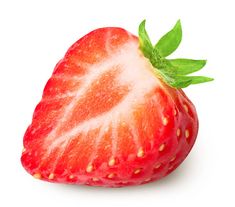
<box><xmin>171</xmin><ymin>76</ymin><xmax>214</xmax><ymax>88</ymax></box>
<box><xmin>155</xmin><ymin>20</ymin><xmax>182</xmax><ymax>57</ymax></box>
<box><xmin>168</xmin><ymin>59</ymin><xmax>207</xmax><ymax>75</ymax></box>
<box><xmin>138</xmin><ymin>20</ymin><xmax>153</xmax><ymax>59</ymax></box>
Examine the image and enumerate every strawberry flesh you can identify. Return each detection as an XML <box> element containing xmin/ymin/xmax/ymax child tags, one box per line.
<box><xmin>21</xmin><ymin>27</ymin><xmax>198</xmax><ymax>187</ymax></box>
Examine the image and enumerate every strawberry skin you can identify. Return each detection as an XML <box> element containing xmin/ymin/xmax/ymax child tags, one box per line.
<box><xmin>21</xmin><ymin>21</ymin><xmax>211</xmax><ymax>187</ymax></box>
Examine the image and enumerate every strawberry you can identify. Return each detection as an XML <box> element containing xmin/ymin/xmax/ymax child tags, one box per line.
<box><xmin>21</xmin><ymin>20</ymin><xmax>213</xmax><ymax>187</ymax></box>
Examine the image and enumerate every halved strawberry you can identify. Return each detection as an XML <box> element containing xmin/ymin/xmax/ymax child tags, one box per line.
<box><xmin>21</xmin><ymin>20</ymin><xmax>213</xmax><ymax>187</ymax></box>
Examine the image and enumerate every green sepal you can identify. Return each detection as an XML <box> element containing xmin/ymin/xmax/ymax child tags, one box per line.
<box><xmin>138</xmin><ymin>19</ymin><xmax>213</xmax><ymax>89</ymax></box>
<box><xmin>170</xmin><ymin>75</ymin><xmax>214</xmax><ymax>88</ymax></box>
<box><xmin>168</xmin><ymin>59</ymin><xmax>207</xmax><ymax>75</ymax></box>
<box><xmin>155</xmin><ymin>20</ymin><xmax>182</xmax><ymax>57</ymax></box>
<box><xmin>138</xmin><ymin>20</ymin><xmax>153</xmax><ymax>59</ymax></box>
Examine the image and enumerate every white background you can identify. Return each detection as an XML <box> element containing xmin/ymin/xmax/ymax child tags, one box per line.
<box><xmin>0</xmin><ymin>0</ymin><xmax>234</xmax><ymax>206</ymax></box>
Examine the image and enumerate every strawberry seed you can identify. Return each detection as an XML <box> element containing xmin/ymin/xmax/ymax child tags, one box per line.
<box><xmin>177</xmin><ymin>128</ymin><xmax>181</xmax><ymax>137</ymax></box>
<box><xmin>133</xmin><ymin>168</ymin><xmax>141</xmax><ymax>174</ymax></box>
<box><xmin>185</xmin><ymin>129</ymin><xmax>190</xmax><ymax>139</ymax></box>
<box><xmin>183</xmin><ymin>104</ymin><xmax>189</xmax><ymax>113</ymax></box>
<box><xmin>162</xmin><ymin>117</ymin><xmax>168</xmax><ymax>126</ymax></box>
<box><xmin>154</xmin><ymin>163</ymin><xmax>161</xmax><ymax>169</ymax></box>
<box><xmin>108</xmin><ymin>157</ymin><xmax>116</xmax><ymax>167</ymax></box>
<box><xmin>92</xmin><ymin>177</ymin><xmax>99</xmax><ymax>181</ymax></box>
<box><xmin>170</xmin><ymin>156</ymin><xmax>176</xmax><ymax>162</ymax></box>
<box><xmin>158</xmin><ymin>144</ymin><xmax>165</xmax><ymax>152</ymax></box>
<box><xmin>69</xmin><ymin>175</ymin><xmax>74</xmax><ymax>179</ymax></box>
<box><xmin>48</xmin><ymin>173</ymin><xmax>54</xmax><ymax>180</ymax></box>
<box><xmin>107</xmin><ymin>173</ymin><xmax>115</xmax><ymax>179</ymax></box>
<box><xmin>33</xmin><ymin>173</ymin><xmax>41</xmax><ymax>179</ymax></box>
<box><xmin>86</xmin><ymin>164</ymin><xmax>93</xmax><ymax>173</ymax></box>
<box><xmin>137</xmin><ymin>147</ymin><xmax>144</xmax><ymax>158</ymax></box>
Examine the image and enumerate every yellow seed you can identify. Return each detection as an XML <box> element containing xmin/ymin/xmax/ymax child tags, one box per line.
<box><xmin>33</xmin><ymin>173</ymin><xmax>41</xmax><ymax>179</ymax></box>
<box><xmin>168</xmin><ymin>165</ymin><xmax>174</xmax><ymax>170</ymax></box>
<box><xmin>137</xmin><ymin>147</ymin><xmax>144</xmax><ymax>158</ymax></box>
<box><xmin>144</xmin><ymin>178</ymin><xmax>151</xmax><ymax>182</ymax></box>
<box><xmin>155</xmin><ymin>163</ymin><xmax>161</xmax><ymax>169</ymax></box>
<box><xmin>69</xmin><ymin>175</ymin><xmax>74</xmax><ymax>179</ymax></box>
<box><xmin>107</xmin><ymin>173</ymin><xmax>115</xmax><ymax>179</ymax></box>
<box><xmin>162</xmin><ymin>117</ymin><xmax>168</xmax><ymax>126</ymax></box>
<box><xmin>92</xmin><ymin>177</ymin><xmax>99</xmax><ymax>181</ymax></box>
<box><xmin>183</xmin><ymin>104</ymin><xmax>189</xmax><ymax>113</ymax></box>
<box><xmin>173</xmin><ymin>109</ymin><xmax>177</xmax><ymax>116</ymax></box>
<box><xmin>177</xmin><ymin>128</ymin><xmax>181</xmax><ymax>137</ymax></box>
<box><xmin>185</xmin><ymin>129</ymin><xmax>190</xmax><ymax>139</ymax></box>
<box><xmin>121</xmin><ymin>181</ymin><xmax>128</xmax><ymax>184</ymax></box>
<box><xmin>159</xmin><ymin>144</ymin><xmax>165</xmax><ymax>152</ymax></box>
<box><xmin>108</xmin><ymin>157</ymin><xmax>116</xmax><ymax>167</ymax></box>
<box><xmin>48</xmin><ymin>173</ymin><xmax>54</xmax><ymax>180</ymax></box>
<box><xmin>134</xmin><ymin>169</ymin><xmax>141</xmax><ymax>174</ymax></box>
<box><xmin>86</xmin><ymin>164</ymin><xmax>93</xmax><ymax>173</ymax></box>
<box><xmin>22</xmin><ymin>147</ymin><xmax>26</xmax><ymax>153</ymax></box>
<box><xmin>170</xmin><ymin>156</ymin><xmax>176</xmax><ymax>162</ymax></box>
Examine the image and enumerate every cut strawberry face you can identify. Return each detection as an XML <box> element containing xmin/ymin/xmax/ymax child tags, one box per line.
<box><xmin>21</xmin><ymin>20</ymin><xmax>213</xmax><ymax>187</ymax></box>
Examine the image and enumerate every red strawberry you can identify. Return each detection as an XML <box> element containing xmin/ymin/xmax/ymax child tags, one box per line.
<box><xmin>21</xmin><ymin>20</ymin><xmax>213</xmax><ymax>187</ymax></box>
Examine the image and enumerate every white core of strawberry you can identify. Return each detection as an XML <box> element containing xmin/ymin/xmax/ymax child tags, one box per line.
<box><xmin>39</xmin><ymin>40</ymin><xmax>162</xmax><ymax>170</ymax></box>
